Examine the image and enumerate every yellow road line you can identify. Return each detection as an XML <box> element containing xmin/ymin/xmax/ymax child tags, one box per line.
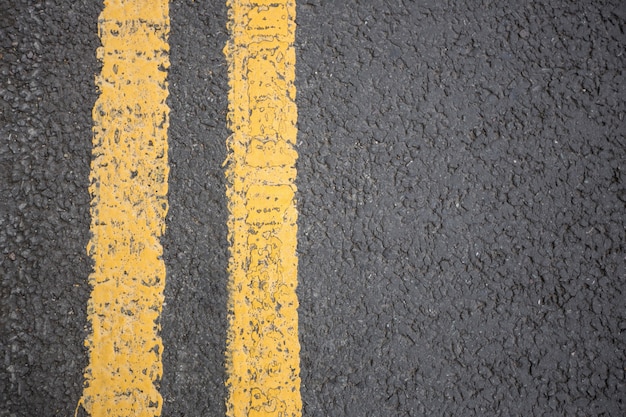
<box><xmin>78</xmin><ymin>1</ymin><xmax>170</xmax><ymax>416</ymax></box>
<box><xmin>224</xmin><ymin>1</ymin><xmax>301</xmax><ymax>416</ymax></box>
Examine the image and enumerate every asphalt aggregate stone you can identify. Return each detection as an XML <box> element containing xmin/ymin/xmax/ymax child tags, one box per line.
<box><xmin>1</xmin><ymin>0</ymin><xmax>625</xmax><ymax>416</ymax></box>
<box><xmin>0</xmin><ymin>1</ymin><xmax>98</xmax><ymax>415</ymax></box>
<box><xmin>296</xmin><ymin>1</ymin><xmax>625</xmax><ymax>416</ymax></box>
<box><xmin>160</xmin><ymin>1</ymin><xmax>229</xmax><ymax>416</ymax></box>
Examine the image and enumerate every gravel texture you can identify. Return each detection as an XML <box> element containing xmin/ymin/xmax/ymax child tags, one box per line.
<box><xmin>160</xmin><ymin>1</ymin><xmax>229</xmax><ymax>415</ymax></box>
<box><xmin>1</xmin><ymin>1</ymin><xmax>97</xmax><ymax>415</ymax></box>
<box><xmin>296</xmin><ymin>1</ymin><xmax>625</xmax><ymax>416</ymax></box>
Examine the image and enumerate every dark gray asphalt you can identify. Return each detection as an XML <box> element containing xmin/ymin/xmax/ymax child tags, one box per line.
<box><xmin>160</xmin><ymin>1</ymin><xmax>229</xmax><ymax>415</ymax></box>
<box><xmin>296</xmin><ymin>1</ymin><xmax>626</xmax><ymax>415</ymax></box>
<box><xmin>1</xmin><ymin>1</ymin><xmax>97</xmax><ymax>415</ymax></box>
<box><xmin>2</xmin><ymin>1</ymin><xmax>625</xmax><ymax>416</ymax></box>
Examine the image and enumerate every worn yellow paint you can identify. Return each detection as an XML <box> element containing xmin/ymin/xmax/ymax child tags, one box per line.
<box><xmin>224</xmin><ymin>0</ymin><xmax>301</xmax><ymax>416</ymax></box>
<box><xmin>78</xmin><ymin>1</ymin><xmax>170</xmax><ymax>416</ymax></box>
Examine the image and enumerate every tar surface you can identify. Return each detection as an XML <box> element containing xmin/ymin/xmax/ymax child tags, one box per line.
<box><xmin>2</xmin><ymin>1</ymin><xmax>625</xmax><ymax>416</ymax></box>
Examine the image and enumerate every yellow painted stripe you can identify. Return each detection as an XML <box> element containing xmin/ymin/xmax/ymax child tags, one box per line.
<box><xmin>78</xmin><ymin>1</ymin><xmax>170</xmax><ymax>416</ymax></box>
<box><xmin>224</xmin><ymin>1</ymin><xmax>301</xmax><ymax>416</ymax></box>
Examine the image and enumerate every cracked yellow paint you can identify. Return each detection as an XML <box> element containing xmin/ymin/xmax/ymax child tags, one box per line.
<box><xmin>78</xmin><ymin>1</ymin><xmax>170</xmax><ymax>416</ymax></box>
<box><xmin>224</xmin><ymin>1</ymin><xmax>301</xmax><ymax>416</ymax></box>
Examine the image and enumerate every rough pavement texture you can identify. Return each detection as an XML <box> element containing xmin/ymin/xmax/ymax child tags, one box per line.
<box><xmin>0</xmin><ymin>1</ymin><xmax>97</xmax><ymax>415</ymax></box>
<box><xmin>1</xmin><ymin>0</ymin><xmax>625</xmax><ymax>416</ymax></box>
<box><xmin>160</xmin><ymin>1</ymin><xmax>229</xmax><ymax>416</ymax></box>
<box><xmin>296</xmin><ymin>1</ymin><xmax>625</xmax><ymax>416</ymax></box>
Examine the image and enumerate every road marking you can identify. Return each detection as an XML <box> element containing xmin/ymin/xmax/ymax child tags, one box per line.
<box><xmin>78</xmin><ymin>1</ymin><xmax>170</xmax><ymax>416</ymax></box>
<box><xmin>224</xmin><ymin>1</ymin><xmax>302</xmax><ymax>416</ymax></box>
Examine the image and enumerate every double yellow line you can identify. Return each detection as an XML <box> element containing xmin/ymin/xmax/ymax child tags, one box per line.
<box><xmin>78</xmin><ymin>1</ymin><xmax>300</xmax><ymax>416</ymax></box>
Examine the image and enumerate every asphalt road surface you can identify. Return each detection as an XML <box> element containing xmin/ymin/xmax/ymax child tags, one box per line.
<box><xmin>1</xmin><ymin>0</ymin><xmax>625</xmax><ymax>416</ymax></box>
